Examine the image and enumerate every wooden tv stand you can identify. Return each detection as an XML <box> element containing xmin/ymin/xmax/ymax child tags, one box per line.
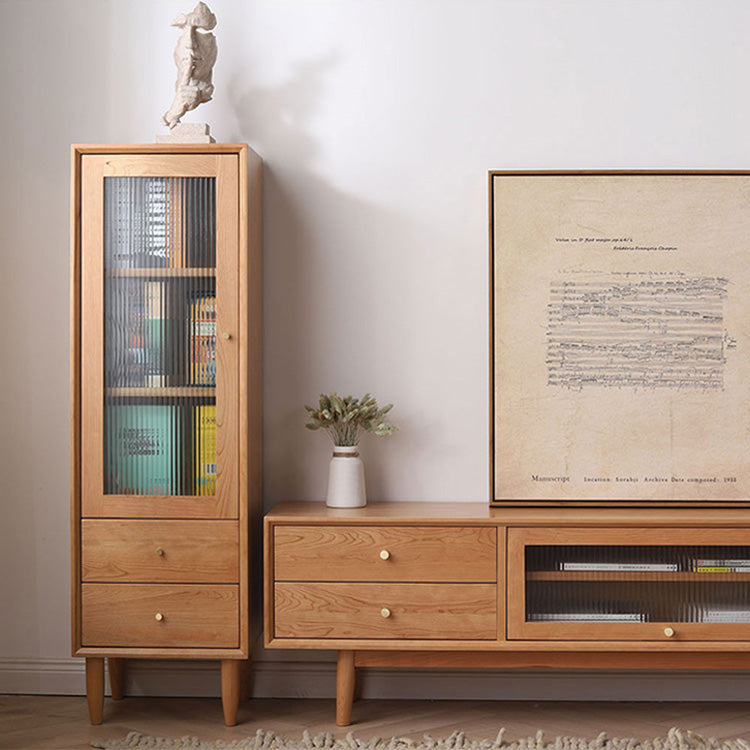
<box><xmin>265</xmin><ymin>501</ymin><xmax>750</xmax><ymax>725</ymax></box>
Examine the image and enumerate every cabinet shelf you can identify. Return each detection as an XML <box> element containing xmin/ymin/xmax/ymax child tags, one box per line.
<box><xmin>106</xmin><ymin>268</ymin><xmax>216</xmax><ymax>278</ymax></box>
<box><xmin>106</xmin><ymin>387</ymin><xmax>216</xmax><ymax>398</ymax></box>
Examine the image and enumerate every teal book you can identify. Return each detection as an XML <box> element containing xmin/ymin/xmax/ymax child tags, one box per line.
<box><xmin>105</xmin><ymin>404</ymin><xmax>180</xmax><ymax>495</ymax></box>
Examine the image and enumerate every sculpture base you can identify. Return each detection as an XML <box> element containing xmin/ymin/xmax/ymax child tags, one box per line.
<box><xmin>156</xmin><ymin>122</ymin><xmax>215</xmax><ymax>143</ymax></box>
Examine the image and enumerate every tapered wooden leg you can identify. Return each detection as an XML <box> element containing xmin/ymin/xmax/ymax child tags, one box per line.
<box><xmin>221</xmin><ymin>659</ymin><xmax>241</xmax><ymax>726</ymax></box>
<box><xmin>108</xmin><ymin>658</ymin><xmax>126</xmax><ymax>700</ymax></box>
<box><xmin>85</xmin><ymin>657</ymin><xmax>105</xmax><ymax>725</ymax></box>
<box><xmin>336</xmin><ymin>650</ymin><xmax>356</xmax><ymax>727</ymax></box>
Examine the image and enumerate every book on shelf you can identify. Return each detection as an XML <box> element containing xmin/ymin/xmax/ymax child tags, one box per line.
<box><xmin>692</xmin><ymin>559</ymin><xmax>750</xmax><ymax>571</ymax></box>
<box><xmin>529</xmin><ymin>612</ymin><xmax>645</xmax><ymax>622</ymax></box>
<box><xmin>105</xmin><ymin>177</ymin><xmax>169</xmax><ymax>268</ymax></box>
<box><xmin>559</xmin><ymin>562</ymin><xmax>679</xmax><ymax>572</ymax></box>
<box><xmin>103</xmin><ymin>176</ymin><xmax>215</xmax><ymax>269</ymax></box>
<box><xmin>184</xmin><ymin>177</ymin><xmax>216</xmax><ymax>267</ymax></box>
<box><xmin>144</xmin><ymin>280</ymin><xmax>169</xmax><ymax>387</ymax></box>
<box><xmin>700</xmin><ymin>609</ymin><xmax>750</xmax><ymax>623</ymax></box>
<box><xmin>105</xmin><ymin>278</ymin><xmax>148</xmax><ymax>387</ymax></box>
<box><xmin>167</xmin><ymin>178</ymin><xmax>185</xmax><ymax>268</ymax></box>
<box><xmin>188</xmin><ymin>293</ymin><xmax>216</xmax><ymax>386</ymax></box>
<box><xmin>194</xmin><ymin>404</ymin><xmax>217</xmax><ymax>496</ymax></box>
<box><xmin>105</xmin><ymin>404</ymin><xmax>180</xmax><ymax>495</ymax></box>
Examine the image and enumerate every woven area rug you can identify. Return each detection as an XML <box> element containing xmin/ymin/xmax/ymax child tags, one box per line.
<box><xmin>91</xmin><ymin>728</ymin><xmax>750</xmax><ymax>750</ymax></box>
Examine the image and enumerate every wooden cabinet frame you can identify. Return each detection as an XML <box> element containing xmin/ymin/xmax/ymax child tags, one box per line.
<box><xmin>265</xmin><ymin>503</ymin><xmax>750</xmax><ymax>727</ymax></box>
<box><xmin>71</xmin><ymin>144</ymin><xmax>262</xmax><ymax>726</ymax></box>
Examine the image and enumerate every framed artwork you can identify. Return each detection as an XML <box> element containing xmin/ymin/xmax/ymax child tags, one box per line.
<box><xmin>490</xmin><ymin>171</ymin><xmax>749</xmax><ymax>505</ymax></box>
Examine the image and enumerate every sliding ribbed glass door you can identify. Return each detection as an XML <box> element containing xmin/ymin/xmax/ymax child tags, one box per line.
<box><xmin>508</xmin><ymin>527</ymin><xmax>750</xmax><ymax>641</ymax></box>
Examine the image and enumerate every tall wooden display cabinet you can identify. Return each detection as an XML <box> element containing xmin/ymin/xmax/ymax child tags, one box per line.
<box><xmin>70</xmin><ymin>144</ymin><xmax>262</xmax><ymax>725</ymax></box>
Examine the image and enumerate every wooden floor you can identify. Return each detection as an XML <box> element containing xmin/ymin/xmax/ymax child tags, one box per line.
<box><xmin>1</xmin><ymin>696</ymin><xmax>750</xmax><ymax>750</ymax></box>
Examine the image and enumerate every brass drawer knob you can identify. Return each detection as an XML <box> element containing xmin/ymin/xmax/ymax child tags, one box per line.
<box><xmin>155</xmin><ymin>613</ymin><xmax>164</xmax><ymax>622</ymax></box>
<box><xmin>379</xmin><ymin>549</ymin><xmax>390</xmax><ymax>560</ymax></box>
<box><xmin>664</xmin><ymin>627</ymin><xmax>674</xmax><ymax>637</ymax></box>
<box><xmin>155</xmin><ymin>547</ymin><xmax>165</xmax><ymax>556</ymax></box>
<box><xmin>222</xmin><ymin>332</ymin><xmax>231</xmax><ymax>340</ymax></box>
<box><xmin>381</xmin><ymin>607</ymin><xmax>391</xmax><ymax>618</ymax></box>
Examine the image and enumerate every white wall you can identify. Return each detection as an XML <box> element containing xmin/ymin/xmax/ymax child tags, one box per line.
<box><xmin>2</xmin><ymin>0</ymin><xmax>750</xmax><ymax>700</ymax></box>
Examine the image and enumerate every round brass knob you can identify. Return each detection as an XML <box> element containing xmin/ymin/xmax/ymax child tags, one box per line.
<box><xmin>222</xmin><ymin>332</ymin><xmax>231</xmax><ymax>340</ymax></box>
<box><xmin>664</xmin><ymin>627</ymin><xmax>674</xmax><ymax>637</ymax></box>
<box><xmin>380</xmin><ymin>607</ymin><xmax>391</xmax><ymax>618</ymax></box>
<box><xmin>379</xmin><ymin>549</ymin><xmax>390</xmax><ymax>560</ymax></box>
<box><xmin>155</xmin><ymin>547</ymin><xmax>164</xmax><ymax>556</ymax></box>
<box><xmin>155</xmin><ymin>613</ymin><xmax>164</xmax><ymax>622</ymax></box>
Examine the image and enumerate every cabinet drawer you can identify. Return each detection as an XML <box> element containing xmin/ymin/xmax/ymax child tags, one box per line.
<box><xmin>274</xmin><ymin>582</ymin><xmax>497</xmax><ymax>640</ymax></box>
<box><xmin>82</xmin><ymin>584</ymin><xmax>239</xmax><ymax>648</ymax></box>
<box><xmin>274</xmin><ymin>526</ymin><xmax>497</xmax><ymax>582</ymax></box>
<box><xmin>82</xmin><ymin>520</ymin><xmax>238</xmax><ymax>583</ymax></box>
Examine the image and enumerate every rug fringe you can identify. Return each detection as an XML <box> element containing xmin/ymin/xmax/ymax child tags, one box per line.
<box><xmin>91</xmin><ymin>728</ymin><xmax>746</xmax><ymax>750</ymax></box>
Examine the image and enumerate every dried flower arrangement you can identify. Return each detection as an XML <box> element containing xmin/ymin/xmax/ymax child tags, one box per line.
<box><xmin>304</xmin><ymin>393</ymin><xmax>398</xmax><ymax>446</ymax></box>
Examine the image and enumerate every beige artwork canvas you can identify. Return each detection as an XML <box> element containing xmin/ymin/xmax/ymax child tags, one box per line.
<box><xmin>491</xmin><ymin>172</ymin><xmax>750</xmax><ymax>504</ymax></box>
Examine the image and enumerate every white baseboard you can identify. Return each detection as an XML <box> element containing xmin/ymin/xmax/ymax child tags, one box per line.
<box><xmin>2</xmin><ymin>657</ymin><xmax>750</xmax><ymax>701</ymax></box>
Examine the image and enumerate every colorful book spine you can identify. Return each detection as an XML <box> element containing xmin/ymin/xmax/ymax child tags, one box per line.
<box><xmin>692</xmin><ymin>559</ymin><xmax>750</xmax><ymax>573</ymax></box>
<box><xmin>188</xmin><ymin>294</ymin><xmax>216</xmax><ymax>386</ymax></box>
<box><xmin>194</xmin><ymin>404</ymin><xmax>217</xmax><ymax>496</ymax></box>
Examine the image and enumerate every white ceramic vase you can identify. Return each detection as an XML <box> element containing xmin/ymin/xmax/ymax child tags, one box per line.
<box><xmin>325</xmin><ymin>446</ymin><xmax>366</xmax><ymax>508</ymax></box>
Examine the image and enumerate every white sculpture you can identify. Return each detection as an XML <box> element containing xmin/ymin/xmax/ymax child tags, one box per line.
<box><xmin>162</xmin><ymin>2</ymin><xmax>217</xmax><ymax>130</ymax></box>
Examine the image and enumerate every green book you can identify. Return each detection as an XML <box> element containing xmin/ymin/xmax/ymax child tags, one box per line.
<box><xmin>105</xmin><ymin>404</ymin><xmax>180</xmax><ymax>495</ymax></box>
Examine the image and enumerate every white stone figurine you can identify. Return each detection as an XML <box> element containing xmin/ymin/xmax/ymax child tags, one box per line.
<box><xmin>162</xmin><ymin>2</ymin><xmax>218</xmax><ymax>130</ymax></box>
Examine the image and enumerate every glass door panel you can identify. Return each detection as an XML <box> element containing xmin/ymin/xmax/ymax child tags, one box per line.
<box><xmin>81</xmin><ymin>154</ymin><xmax>238</xmax><ymax>518</ymax></box>
<box><xmin>507</xmin><ymin>528</ymin><xmax>750</xmax><ymax>640</ymax></box>
<box><xmin>103</xmin><ymin>177</ymin><xmax>216</xmax><ymax>497</ymax></box>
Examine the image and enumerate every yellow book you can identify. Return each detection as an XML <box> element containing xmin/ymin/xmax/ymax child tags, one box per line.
<box><xmin>195</xmin><ymin>404</ymin><xmax>216</xmax><ymax>496</ymax></box>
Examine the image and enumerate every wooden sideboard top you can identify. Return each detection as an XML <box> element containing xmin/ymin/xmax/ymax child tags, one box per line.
<box><xmin>265</xmin><ymin>501</ymin><xmax>750</xmax><ymax>526</ymax></box>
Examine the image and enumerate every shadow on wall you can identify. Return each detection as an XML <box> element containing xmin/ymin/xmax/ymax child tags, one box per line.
<box><xmin>223</xmin><ymin>57</ymin><xmax>438</xmax><ymax>506</ymax></box>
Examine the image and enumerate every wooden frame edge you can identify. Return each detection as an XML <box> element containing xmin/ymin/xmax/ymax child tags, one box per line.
<box><xmin>263</xmin><ymin>517</ymin><xmax>275</xmax><ymax>647</ymax></box>
<box><xmin>246</xmin><ymin>146</ymin><xmax>264</xmax><ymax>652</ymax></box>
<box><xmin>488</xmin><ymin>172</ymin><xmax>496</xmax><ymax>506</ymax></box>
<box><xmin>71</xmin><ymin>146</ymin><xmax>84</xmax><ymax>654</ymax></box>
<box><xmin>236</xmin><ymin>145</ymin><xmax>249</xmax><ymax>657</ymax></box>
<box><xmin>488</xmin><ymin>169</ymin><xmax>750</xmax><ymax>508</ymax></box>
<box><xmin>353</xmin><ymin>650</ymin><xmax>750</xmax><ymax>670</ymax></box>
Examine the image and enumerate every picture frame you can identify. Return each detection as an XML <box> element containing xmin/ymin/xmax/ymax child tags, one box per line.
<box><xmin>490</xmin><ymin>171</ymin><xmax>750</xmax><ymax>506</ymax></box>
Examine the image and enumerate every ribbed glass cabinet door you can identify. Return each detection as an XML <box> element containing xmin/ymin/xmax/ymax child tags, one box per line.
<box><xmin>81</xmin><ymin>154</ymin><xmax>239</xmax><ymax>518</ymax></box>
<box><xmin>508</xmin><ymin>528</ymin><xmax>750</xmax><ymax>640</ymax></box>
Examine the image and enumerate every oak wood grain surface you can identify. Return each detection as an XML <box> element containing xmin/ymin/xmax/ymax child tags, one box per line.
<box><xmin>274</xmin><ymin>582</ymin><xmax>497</xmax><ymax>640</ymax></box>
<box><xmin>274</xmin><ymin>526</ymin><xmax>497</xmax><ymax>582</ymax></box>
<box><xmin>81</xmin><ymin>584</ymin><xmax>239</xmax><ymax>648</ymax></box>
<box><xmin>81</xmin><ymin>520</ymin><xmax>239</xmax><ymax>583</ymax></box>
